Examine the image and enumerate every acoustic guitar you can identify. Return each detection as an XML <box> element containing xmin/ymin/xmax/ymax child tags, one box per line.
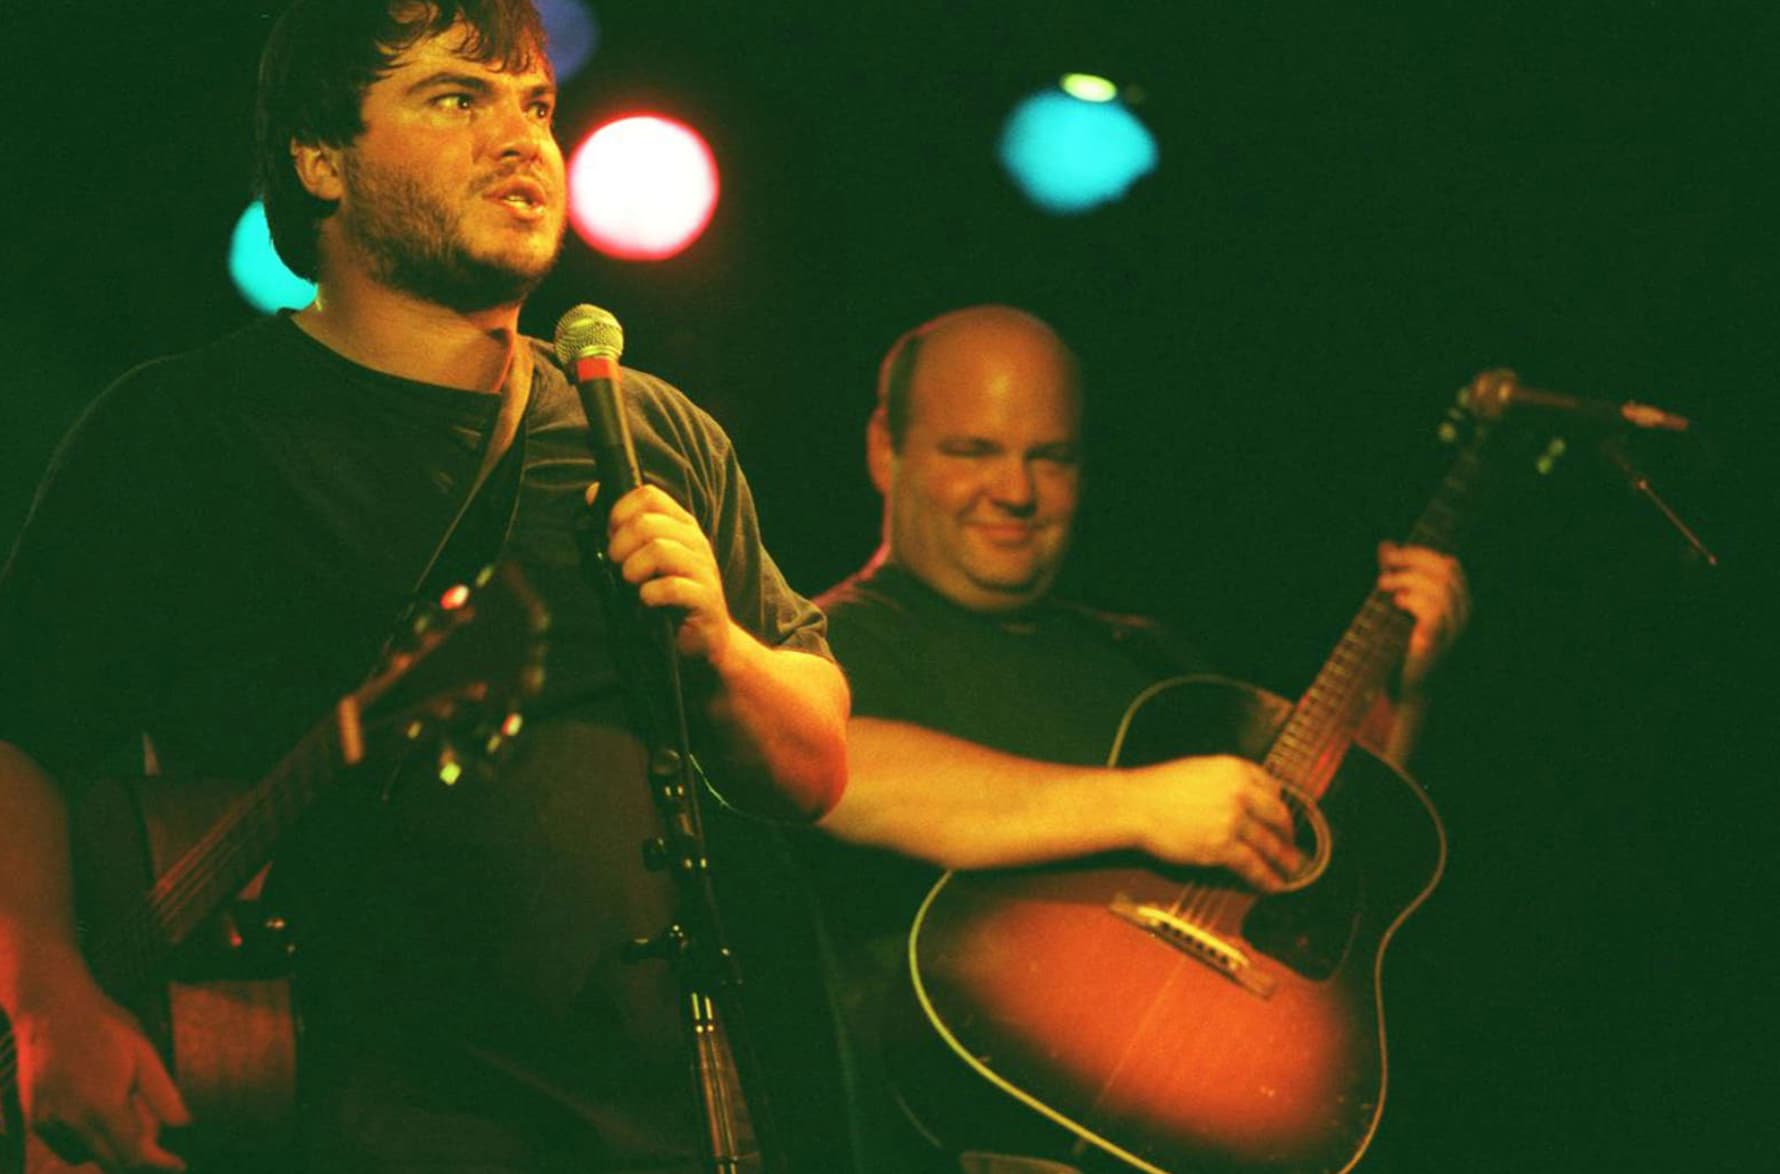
<box><xmin>900</xmin><ymin>378</ymin><xmax>1524</xmax><ymax>1173</ymax></box>
<box><xmin>0</xmin><ymin>563</ymin><xmax>548</xmax><ymax>1173</ymax></box>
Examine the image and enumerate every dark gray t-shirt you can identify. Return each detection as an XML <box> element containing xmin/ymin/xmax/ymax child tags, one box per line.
<box><xmin>804</xmin><ymin>561</ymin><xmax>1210</xmax><ymax>1172</ymax></box>
<box><xmin>0</xmin><ymin>314</ymin><xmax>835</xmax><ymax>1171</ymax></box>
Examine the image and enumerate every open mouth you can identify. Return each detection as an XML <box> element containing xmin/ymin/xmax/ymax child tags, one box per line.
<box><xmin>487</xmin><ymin>179</ymin><xmax>550</xmax><ymax>218</ymax></box>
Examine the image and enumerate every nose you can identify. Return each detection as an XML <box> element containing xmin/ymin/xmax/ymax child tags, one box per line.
<box><xmin>489</xmin><ymin>101</ymin><xmax>550</xmax><ymax>164</ymax></box>
<box><xmin>986</xmin><ymin>457</ymin><xmax>1038</xmax><ymax>514</ymax></box>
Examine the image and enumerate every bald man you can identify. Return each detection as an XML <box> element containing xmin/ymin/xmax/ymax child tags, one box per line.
<box><xmin>802</xmin><ymin>306</ymin><xmax>1469</xmax><ymax>1173</ymax></box>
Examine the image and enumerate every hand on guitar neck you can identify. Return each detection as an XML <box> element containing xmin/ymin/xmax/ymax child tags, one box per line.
<box><xmin>1363</xmin><ymin>540</ymin><xmax>1470</xmax><ymax>767</ymax></box>
<box><xmin>1375</xmin><ymin>540</ymin><xmax>1469</xmax><ymax>697</ymax></box>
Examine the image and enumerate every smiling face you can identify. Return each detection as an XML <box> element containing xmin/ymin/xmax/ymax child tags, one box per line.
<box><xmin>306</xmin><ymin>20</ymin><xmax>565</xmax><ymax>309</ymax></box>
<box><xmin>869</xmin><ymin>308</ymin><xmax>1083</xmax><ymax>613</ymax></box>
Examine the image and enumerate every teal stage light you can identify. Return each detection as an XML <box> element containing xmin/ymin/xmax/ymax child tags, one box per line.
<box><xmin>229</xmin><ymin>200</ymin><xmax>316</xmax><ymax>314</ymax></box>
<box><xmin>537</xmin><ymin>0</ymin><xmax>598</xmax><ymax>82</ymax></box>
<box><xmin>998</xmin><ymin>84</ymin><xmax>1158</xmax><ymax>215</ymax></box>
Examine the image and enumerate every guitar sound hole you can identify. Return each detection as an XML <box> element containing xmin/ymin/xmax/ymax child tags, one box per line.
<box><xmin>1243</xmin><ymin>836</ymin><xmax>1359</xmax><ymax>981</ymax></box>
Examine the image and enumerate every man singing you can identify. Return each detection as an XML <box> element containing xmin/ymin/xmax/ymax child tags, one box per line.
<box><xmin>0</xmin><ymin>2</ymin><xmax>847</xmax><ymax>1171</ymax></box>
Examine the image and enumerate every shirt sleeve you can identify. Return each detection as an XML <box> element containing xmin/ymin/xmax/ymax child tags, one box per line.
<box><xmin>631</xmin><ymin>372</ymin><xmax>833</xmax><ymax>662</ymax></box>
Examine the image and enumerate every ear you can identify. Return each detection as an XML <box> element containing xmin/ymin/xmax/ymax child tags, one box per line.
<box><xmin>290</xmin><ymin>139</ymin><xmax>345</xmax><ymax>202</ymax></box>
<box><xmin>866</xmin><ymin>406</ymin><xmax>895</xmax><ymax>496</ymax></box>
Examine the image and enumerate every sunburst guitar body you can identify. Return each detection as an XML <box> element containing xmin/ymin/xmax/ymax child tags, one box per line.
<box><xmin>903</xmin><ymin>675</ymin><xmax>1443</xmax><ymax>1174</ymax></box>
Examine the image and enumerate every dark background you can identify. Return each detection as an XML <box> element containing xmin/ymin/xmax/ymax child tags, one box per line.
<box><xmin>4</xmin><ymin>2</ymin><xmax>1773</xmax><ymax>1170</ymax></box>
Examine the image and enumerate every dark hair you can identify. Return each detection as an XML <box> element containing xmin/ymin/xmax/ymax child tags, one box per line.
<box><xmin>875</xmin><ymin>327</ymin><xmax>927</xmax><ymax>450</ymax></box>
<box><xmin>255</xmin><ymin>0</ymin><xmax>549</xmax><ymax>280</ymax></box>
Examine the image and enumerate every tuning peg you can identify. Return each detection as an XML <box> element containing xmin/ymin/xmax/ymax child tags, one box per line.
<box><xmin>1535</xmin><ymin>436</ymin><xmax>1567</xmax><ymax>476</ymax></box>
<box><xmin>436</xmin><ymin>745</ymin><xmax>464</xmax><ymax>786</ymax></box>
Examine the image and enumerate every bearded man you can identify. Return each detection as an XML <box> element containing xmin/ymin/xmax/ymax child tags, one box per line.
<box><xmin>0</xmin><ymin>3</ymin><xmax>847</xmax><ymax>1171</ymax></box>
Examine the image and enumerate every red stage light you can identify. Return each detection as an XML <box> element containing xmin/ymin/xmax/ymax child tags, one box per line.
<box><xmin>566</xmin><ymin>115</ymin><xmax>720</xmax><ymax>261</ymax></box>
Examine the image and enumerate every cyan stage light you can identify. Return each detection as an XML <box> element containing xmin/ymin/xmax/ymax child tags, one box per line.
<box><xmin>998</xmin><ymin>82</ymin><xmax>1158</xmax><ymax>215</ymax></box>
<box><xmin>229</xmin><ymin>200</ymin><xmax>317</xmax><ymax>314</ymax></box>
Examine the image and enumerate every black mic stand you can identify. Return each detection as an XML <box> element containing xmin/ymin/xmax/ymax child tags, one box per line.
<box><xmin>577</xmin><ymin>501</ymin><xmax>780</xmax><ymax>1174</ymax></box>
<box><xmin>1599</xmin><ymin>434</ymin><xmax>1720</xmax><ymax>567</ymax></box>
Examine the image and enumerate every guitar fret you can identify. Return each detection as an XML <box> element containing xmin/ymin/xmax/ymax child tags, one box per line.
<box><xmin>1265</xmin><ymin>417</ymin><xmax>1490</xmax><ymax>795</ymax></box>
<box><xmin>91</xmin><ymin>722</ymin><xmax>346</xmax><ymax>989</ymax></box>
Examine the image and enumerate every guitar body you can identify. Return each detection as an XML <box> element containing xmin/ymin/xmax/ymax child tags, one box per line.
<box><xmin>3</xmin><ymin>778</ymin><xmax>298</xmax><ymax>1174</ymax></box>
<box><xmin>902</xmin><ymin>675</ymin><xmax>1446</xmax><ymax>1174</ymax></box>
<box><xmin>1</xmin><ymin>563</ymin><xmax>546</xmax><ymax>1174</ymax></box>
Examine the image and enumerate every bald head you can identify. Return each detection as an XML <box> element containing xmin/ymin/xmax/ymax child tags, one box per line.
<box><xmin>866</xmin><ymin>305</ymin><xmax>1083</xmax><ymax>612</ymax></box>
<box><xmin>876</xmin><ymin>305</ymin><xmax>1080</xmax><ymax>452</ymax></box>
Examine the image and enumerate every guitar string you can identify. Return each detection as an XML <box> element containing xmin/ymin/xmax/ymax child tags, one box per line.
<box><xmin>1173</xmin><ymin>432</ymin><xmax>1483</xmax><ymax>935</ymax></box>
<box><xmin>4</xmin><ymin>589</ymin><xmax>535</xmax><ymax>1105</ymax></box>
<box><xmin>99</xmin><ymin>595</ymin><xmax>515</xmax><ymax>984</ymax></box>
<box><xmin>107</xmin><ymin>603</ymin><xmax>501</xmax><ymax>980</ymax></box>
<box><xmin>0</xmin><ymin>734</ymin><xmax>326</xmax><ymax>1104</ymax></box>
<box><xmin>99</xmin><ymin>729</ymin><xmax>331</xmax><ymax>992</ymax></box>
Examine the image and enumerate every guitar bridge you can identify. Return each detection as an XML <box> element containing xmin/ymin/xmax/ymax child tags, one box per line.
<box><xmin>1108</xmin><ymin>894</ymin><xmax>1277</xmax><ymax>999</ymax></box>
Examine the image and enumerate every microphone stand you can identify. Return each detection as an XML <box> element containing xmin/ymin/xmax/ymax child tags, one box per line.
<box><xmin>1598</xmin><ymin>435</ymin><xmax>1719</xmax><ymax>567</ymax></box>
<box><xmin>580</xmin><ymin>508</ymin><xmax>779</xmax><ymax>1174</ymax></box>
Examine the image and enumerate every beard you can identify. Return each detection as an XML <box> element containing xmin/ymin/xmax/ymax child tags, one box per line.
<box><xmin>339</xmin><ymin>154</ymin><xmax>563</xmax><ymax>311</ymax></box>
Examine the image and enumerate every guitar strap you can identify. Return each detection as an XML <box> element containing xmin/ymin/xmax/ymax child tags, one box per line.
<box><xmin>403</xmin><ymin>340</ymin><xmax>537</xmax><ymax>606</ymax></box>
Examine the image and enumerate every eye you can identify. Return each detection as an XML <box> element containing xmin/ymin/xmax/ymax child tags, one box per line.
<box><xmin>939</xmin><ymin>439</ymin><xmax>998</xmax><ymax>458</ymax></box>
<box><xmin>434</xmin><ymin>92</ymin><xmax>476</xmax><ymax>112</ymax></box>
<box><xmin>529</xmin><ymin>99</ymin><xmax>556</xmax><ymax>123</ymax></box>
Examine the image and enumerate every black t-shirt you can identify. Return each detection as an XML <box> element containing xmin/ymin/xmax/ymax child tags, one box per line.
<box><xmin>0</xmin><ymin>314</ymin><xmax>835</xmax><ymax>1171</ymax></box>
<box><xmin>804</xmin><ymin>561</ymin><xmax>1210</xmax><ymax>1173</ymax></box>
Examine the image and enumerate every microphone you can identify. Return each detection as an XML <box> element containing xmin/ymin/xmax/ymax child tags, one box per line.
<box><xmin>1465</xmin><ymin>377</ymin><xmax>1691</xmax><ymax>432</ymax></box>
<box><xmin>553</xmin><ymin>304</ymin><xmax>641</xmax><ymax>515</ymax></box>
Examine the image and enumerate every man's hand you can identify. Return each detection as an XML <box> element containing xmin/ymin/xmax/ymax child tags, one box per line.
<box><xmin>12</xmin><ymin>974</ymin><xmax>190</xmax><ymax>1172</ymax></box>
<box><xmin>1376</xmin><ymin>541</ymin><xmax>1470</xmax><ymax>692</ymax></box>
<box><xmin>1125</xmin><ymin>755</ymin><xmax>1304</xmax><ymax>892</ymax></box>
<box><xmin>589</xmin><ymin>483</ymin><xmax>848</xmax><ymax>820</ymax></box>
<box><xmin>595</xmin><ymin>483</ymin><xmax>736</xmax><ymax>664</ymax></box>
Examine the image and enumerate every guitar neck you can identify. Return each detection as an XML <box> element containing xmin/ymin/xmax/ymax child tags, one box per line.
<box><xmin>1264</xmin><ymin>432</ymin><xmax>1490</xmax><ymax>795</ymax></box>
<box><xmin>84</xmin><ymin>712</ymin><xmax>351</xmax><ymax>992</ymax></box>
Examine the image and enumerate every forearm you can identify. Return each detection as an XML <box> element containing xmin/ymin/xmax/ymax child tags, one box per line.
<box><xmin>0</xmin><ymin>741</ymin><xmax>88</xmax><ymax>1017</ymax></box>
<box><xmin>701</xmin><ymin>629</ymin><xmax>849</xmax><ymax>821</ymax></box>
<box><xmin>817</xmin><ymin>717</ymin><xmax>1145</xmax><ymax>870</ymax></box>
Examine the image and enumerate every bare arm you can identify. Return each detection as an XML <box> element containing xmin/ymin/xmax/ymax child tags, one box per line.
<box><xmin>700</xmin><ymin>634</ymin><xmax>849</xmax><ymax>820</ymax></box>
<box><xmin>603</xmin><ymin>484</ymin><xmax>849</xmax><ymax>820</ymax></box>
<box><xmin>0</xmin><ymin>742</ymin><xmax>81</xmax><ymax>1017</ymax></box>
<box><xmin>817</xmin><ymin>717</ymin><xmax>1302</xmax><ymax>891</ymax></box>
<box><xmin>0</xmin><ymin>741</ymin><xmax>190</xmax><ymax>1172</ymax></box>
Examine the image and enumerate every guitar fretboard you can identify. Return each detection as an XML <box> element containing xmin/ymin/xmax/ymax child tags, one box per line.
<box><xmin>1263</xmin><ymin>432</ymin><xmax>1491</xmax><ymax>797</ymax></box>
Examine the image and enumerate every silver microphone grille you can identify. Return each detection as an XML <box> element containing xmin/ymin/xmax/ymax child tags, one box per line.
<box><xmin>553</xmin><ymin>304</ymin><xmax>624</xmax><ymax>365</ymax></box>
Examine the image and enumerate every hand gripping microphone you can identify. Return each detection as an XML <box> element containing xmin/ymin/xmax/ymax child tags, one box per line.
<box><xmin>554</xmin><ymin>304</ymin><xmax>641</xmax><ymax>518</ymax></box>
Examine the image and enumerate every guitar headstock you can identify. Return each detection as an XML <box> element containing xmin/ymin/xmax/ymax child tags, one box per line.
<box><xmin>347</xmin><ymin>562</ymin><xmax>550</xmax><ymax>786</ymax></box>
<box><xmin>1445</xmin><ymin>368</ymin><xmax>1567</xmax><ymax>475</ymax></box>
